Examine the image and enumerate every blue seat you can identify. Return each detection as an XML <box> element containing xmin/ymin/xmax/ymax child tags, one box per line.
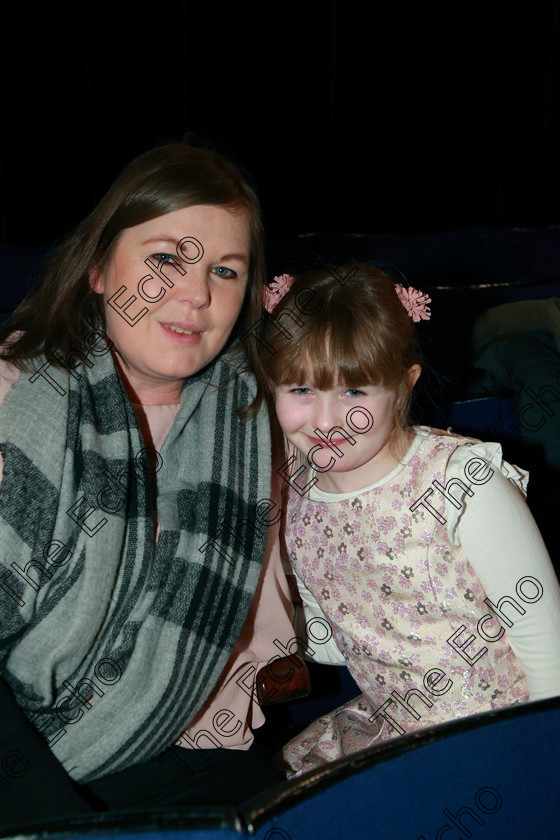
<box><xmin>8</xmin><ymin>698</ymin><xmax>558</xmax><ymax>837</ymax></box>
<box><xmin>244</xmin><ymin>696</ymin><xmax>560</xmax><ymax>840</ymax></box>
<box><xmin>429</xmin><ymin>395</ymin><xmax>523</xmax><ymax>441</ymax></box>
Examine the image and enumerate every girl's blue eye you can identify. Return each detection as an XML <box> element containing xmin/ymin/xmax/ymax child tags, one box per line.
<box><xmin>345</xmin><ymin>389</ymin><xmax>365</xmax><ymax>397</ymax></box>
<box><xmin>291</xmin><ymin>387</ymin><xmax>312</xmax><ymax>395</ymax></box>
<box><xmin>213</xmin><ymin>266</ymin><xmax>237</xmax><ymax>279</ymax></box>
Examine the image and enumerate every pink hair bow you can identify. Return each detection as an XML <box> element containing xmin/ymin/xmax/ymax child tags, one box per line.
<box><xmin>263</xmin><ymin>274</ymin><xmax>295</xmax><ymax>313</ymax></box>
<box><xmin>394</xmin><ymin>284</ymin><xmax>432</xmax><ymax>322</ymax></box>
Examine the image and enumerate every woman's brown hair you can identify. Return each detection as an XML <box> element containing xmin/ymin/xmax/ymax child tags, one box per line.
<box><xmin>0</xmin><ymin>141</ymin><xmax>267</xmax><ymax>396</ymax></box>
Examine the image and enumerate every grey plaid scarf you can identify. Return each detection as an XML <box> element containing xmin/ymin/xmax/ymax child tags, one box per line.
<box><xmin>0</xmin><ymin>336</ymin><xmax>270</xmax><ymax>783</ymax></box>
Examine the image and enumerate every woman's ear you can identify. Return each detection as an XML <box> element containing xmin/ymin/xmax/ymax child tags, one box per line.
<box><xmin>407</xmin><ymin>364</ymin><xmax>422</xmax><ymax>392</ymax></box>
<box><xmin>88</xmin><ymin>264</ymin><xmax>105</xmax><ymax>294</ymax></box>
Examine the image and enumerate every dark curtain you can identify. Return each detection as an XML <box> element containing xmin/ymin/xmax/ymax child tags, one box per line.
<box><xmin>1</xmin><ymin>2</ymin><xmax>559</xmax><ymax>245</ymax></box>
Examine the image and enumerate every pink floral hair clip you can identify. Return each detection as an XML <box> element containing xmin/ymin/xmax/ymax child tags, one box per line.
<box><xmin>263</xmin><ymin>274</ymin><xmax>295</xmax><ymax>313</ymax></box>
<box><xmin>394</xmin><ymin>283</ymin><xmax>432</xmax><ymax>322</ymax></box>
<box><xmin>263</xmin><ymin>272</ymin><xmax>431</xmax><ymax>321</ymax></box>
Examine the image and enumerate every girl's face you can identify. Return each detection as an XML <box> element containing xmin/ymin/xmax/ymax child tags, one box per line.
<box><xmin>274</xmin><ymin>376</ymin><xmax>417</xmax><ymax>492</ymax></box>
<box><xmin>90</xmin><ymin>204</ymin><xmax>250</xmax><ymax>404</ymax></box>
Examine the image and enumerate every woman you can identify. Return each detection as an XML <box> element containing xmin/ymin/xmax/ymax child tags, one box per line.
<box><xmin>0</xmin><ymin>142</ymin><xmax>294</xmax><ymax>822</ymax></box>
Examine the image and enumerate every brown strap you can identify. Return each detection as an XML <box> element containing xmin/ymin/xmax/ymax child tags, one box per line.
<box><xmin>255</xmin><ymin>654</ymin><xmax>311</xmax><ymax>706</ymax></box>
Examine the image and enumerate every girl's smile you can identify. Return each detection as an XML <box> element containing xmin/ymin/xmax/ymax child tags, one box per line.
<box><xmin>306</xmin><ymin>435</ymin><xmax>352</xmax><ymax>447</ymax></box>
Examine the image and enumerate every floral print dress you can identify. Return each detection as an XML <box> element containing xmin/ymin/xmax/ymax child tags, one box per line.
<box><xmin>280</xmin><ymin>429</ymin><xmax>529</xmax><ymax>777</ymax></box>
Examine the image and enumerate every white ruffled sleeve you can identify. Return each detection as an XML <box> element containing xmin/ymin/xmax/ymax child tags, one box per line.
<box><xmin>444</xmin><ymin>439</ymin><xmax>560</xmax><ymax>701</ymax></box>
<box><xmin>445</xmin><ymin>439</ymin><xmax>529</xmax><ymax>545</ymax></box>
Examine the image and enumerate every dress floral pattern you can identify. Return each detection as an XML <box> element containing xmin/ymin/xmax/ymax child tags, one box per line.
<box><xmin>280</xmin><ymin>429</ymin><xmax>529</xmax><ymax>777</ymax></box>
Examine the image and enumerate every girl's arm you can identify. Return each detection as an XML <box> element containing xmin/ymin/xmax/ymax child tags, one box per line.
<box><xmin>290</xmin><ymin>571</ymin><xmax>347</xmax><ymax>666</ymax></box>
<box><xmin>447</xmin><ymin>445</ymin><xmax>560</xmax><ymax>700</ymax></box>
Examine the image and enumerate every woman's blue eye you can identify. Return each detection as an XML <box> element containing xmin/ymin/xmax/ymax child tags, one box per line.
<box><xmin>154</xmin><ymin>253</ymin><xmax>176</xmax><ymax>265</ymax></box>
<box><xmin>213</xmin><ymin>266</ymin><xmax>237</xmax><ymax>279</ymax></box>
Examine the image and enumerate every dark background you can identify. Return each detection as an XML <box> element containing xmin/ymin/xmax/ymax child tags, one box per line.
<box><xmin>1</xmin><ymin>2</ymin><xmax>559</xmax><ymax>247</ymax></box>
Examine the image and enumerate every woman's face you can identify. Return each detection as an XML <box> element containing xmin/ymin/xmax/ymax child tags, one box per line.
<box><xmin>91</xmin><ymin>204</ymin><xmax>250</xmax><ymax>404</ymax></box>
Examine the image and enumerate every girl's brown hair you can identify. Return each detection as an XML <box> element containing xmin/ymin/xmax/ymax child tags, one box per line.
<box><xmin>261</xmin><ymin>261</ymin><xmax>423</xmax><ymax>434</ymax></box>
<box><xmin>0</xmin><ymin>141</ymin><xmax>266</xmax><ymax>392</ymax></box>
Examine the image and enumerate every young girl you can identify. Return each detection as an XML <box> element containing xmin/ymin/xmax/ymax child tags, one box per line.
<box><xmin>260</xmin><ymin>262</ymin><xmax>560</xmax><ymax>777</ymax></box>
